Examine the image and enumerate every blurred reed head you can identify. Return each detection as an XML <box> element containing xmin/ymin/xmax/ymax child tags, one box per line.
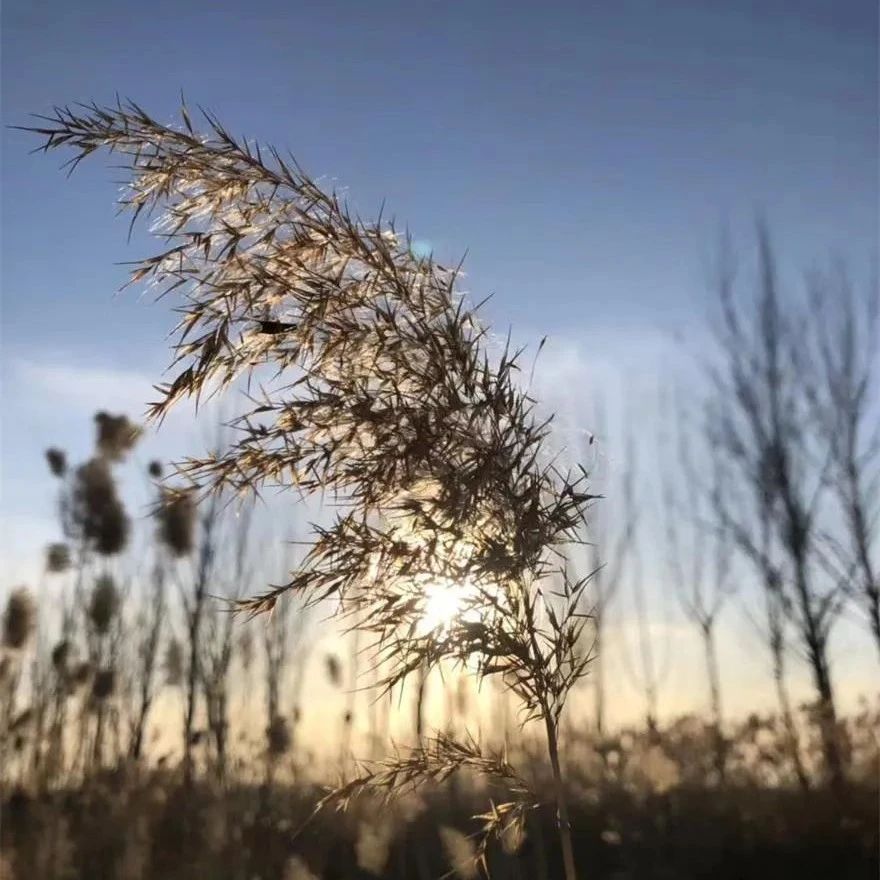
<box><xmin>45</xmin><ymin>447</ymin><xmax>67</xmax><ymax>478</ymax></box>
<box><xmin>500</xmin><ymin>813</ymin><xmax>527</xmax><ymax>855</ymax></box>
<box><xmin>69</xmin><ymin>458</ymin><xmax>130</xmax><ymax>556</ymax></box>
<box><xmin>355</xmin><ymin>817</ymin><xmax>393</xmax><ymax>876</ymax></box>
<box><xmin>51</xmin><ymin>639</ymin><xmax>71</xmax><ymax>674</ymax></box>
<box><xmin>325</xmin><ymin>654</ymin><xmax>342</xmax><ymax>687</ymax></box>
<box><xmin>46</xmin><ymin>542</ymin><xmax>71</xmax><ymax>574</ymax></box>
<box><xmin>91</xmin><ymin>667</ymin><xmax>116</xmax><ymax>702</ymax></box>
<box><xmin>156</xmin><ymin>488</ymin><xmax>196</xmax><ymax>557</ymax></box>
<box><xmin>70</xmin><ymin>662</ymin><xmax>92</xmax><ymax>690</ymax></box>
<box><xmin>282</xmin><ymin>856</ymin><xmax>319</xmax><ymax>880</ymax></box>
<box><xmin>164</xmin><ymin>637</ymin><xmax>183</xmax><ymax>686</ymax></box>
<box><xmin>266</xmin><ymin>715</ymin><xmax>292</xmax><ymax>756</ymax></box>
<box><xmin>3</xmin><ymin>588</ymin><xmax>35</xmax><ymax>650</ymax></box>
<box><xmin>439</xmin><ymin>826</ymin><xmax>479</xmax><ymax>880</ymax></box>
<box><xmin>88</xmin><ymin>575</ymin><xmax>119</xmax><ymax>635</ymax></box>
<box><xmin>94</xmin><ymin>411</ymin><xmax>141</xmax><ymax>462</ymax></box>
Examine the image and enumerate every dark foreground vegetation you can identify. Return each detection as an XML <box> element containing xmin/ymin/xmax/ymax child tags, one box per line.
<box><xmin>3</xmin><ymin>706</ymin><xmax>878</xmax><ymax>880</ymax></box>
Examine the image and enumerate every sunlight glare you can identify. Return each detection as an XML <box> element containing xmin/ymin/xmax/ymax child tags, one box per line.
<box><xmin>420</xmin><ymin>579</ymin><xmax>473</xmax><ymax>634</ymax></box>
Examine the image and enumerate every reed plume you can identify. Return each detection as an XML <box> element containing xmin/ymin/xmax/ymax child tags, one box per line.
<box><xmin>45</xmin><ymin>447</ymin><xmax>67</xmax><ymax>478</ymax></box>
<box><xmin>88</xmin><ymin>575</ymin><xmax>120</xmax><ymax>636</ymax></box>
<box><xmin>46</xmin><ymin>542</ymin><xmax>71</xmax><ymax>574</ymax></box>
<box><xmin>27</xmin><ymin>100</ymin><xmax>595</xmax><ymax>878</ymax></box>
<box><xmin>3</xmin><ymin>589</ymin><xmax>36</xmax><ymax>651</ymax></box>
<box><xmin>156</xmin><ymin>488</ymin><xmax>196</xmax><ymax>558</ymax></box>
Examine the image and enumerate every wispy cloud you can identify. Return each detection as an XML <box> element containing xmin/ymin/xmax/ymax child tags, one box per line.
<box><xmin>12</xmin><ymin>358</ymin><xmax>158</xmax><ymax>416</ymax></box>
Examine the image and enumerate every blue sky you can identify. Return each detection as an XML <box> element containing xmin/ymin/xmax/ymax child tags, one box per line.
<box><xmin>1</xmin><ymin>0</ymin><xmax>877</xmax><ymax>723</ymax></box>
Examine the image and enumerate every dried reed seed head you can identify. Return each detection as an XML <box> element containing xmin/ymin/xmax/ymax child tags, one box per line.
<box><xmin>45</xmin><ymin>447</ymin><xmax>67</xmax><ymax>478</ymax></box>
<box><xmin>91</xmin><ymin>667</ymin><xmax>116</xmax><ymax>701</ymax></box>
<box><xmin>156</xmin><ymin>488</ymin><xmax>196</xmax><ymax>557</ymax></box>
<box><xmin>46</xmin><ymin>542</ymin><xmax>71</xmax><ymax>573</ymax></box>
<box><xmin>325</xmin><ymin>654</ymin><xmax>342</xmax><ymax>686</ymax></box>
<box><xmin>89</xmin><ymin>574</ymin><xmax>119</xmax><ymax>635</ymax></box>
<box><xmin>164</xmin><ymin>637</ymin><xmax>183</xmax><ymax>686</ymax></box>
<box><xmin>147</xmin><ymin>460</ymin><xmax>163</xmax><ymax>479</ymax></box>
<box><xmin>266</xmin><ymin>714</ymin><xmax>291</xmax><ymax>756</ymax></box>
<box><xmin>439</xmin><ymin>826</ymin><xmax>479</xmax><ymax>880</ymax></box>
<box><xmin>355</xmin><ymin>817</ymin><xmax>393</xmax><ymax>875</ymax></box>
<box><xmin>71</xmin><ymin>661</ymin><xmax>92</xmax><ymax>688</ymax></box>
<box><xmin>3</xmin><ymin>588</ymin><xmax>35</xmax><ymax>650</ymax></box>
<box><xmin>70</xmin><ymin>458</ymin><xmax>130</xmax><ymax>556</ymax></box>
<box><xmin>94</xmin><ymin>411</ymin><xmax>142</xmax><ymax>462</ymax></box>
<box><xmin>282</xmin><ymin>856</ymin><xmax>319</xmax><ymax>880</ymax></box>
<box><xmin>26</xmin><ymin>104</ymin><xmax>596</xmax><ymax>803</ymax></box>
<box><xmin>51</xmin><ymin>639</ymin><xmax>71</xmax><ymax>672</ymax></box>
<box><xmin>501</xmin><ymin>815</ymin><xmax>527</xmax><ymax>855</ymax></box>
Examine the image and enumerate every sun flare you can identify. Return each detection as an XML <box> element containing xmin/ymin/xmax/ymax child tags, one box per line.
<box><xmin>420</xmin><ymin>580</ymin><xmax>473</xmax><ymax>634</ymax></box>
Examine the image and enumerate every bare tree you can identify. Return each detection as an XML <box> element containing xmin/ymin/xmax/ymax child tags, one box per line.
<box><xmin>805</xmin><ymin>264</ymin><xmax>879</xmax><ymax>659</ymax></box>
<box><xmin>262</xmin><ymin>539</ymin><xmax>312</xmax><ymax>781</ymax></box>
<box><xmin>202</xmin><ymin>499</ymin><xmax>255</xmax><ymax>780</ymax></box>
<box><xmin>159</xmin><ymin>485</ymin><xmax>218</xmax><ymax>785</ymax></box>
<box><xmin>128</xmin><ymin>560</ymin><xmax>165</xmax><ymax>761</ymax></box>
<box><xmin>659</xmin><ymin>393</ymin><xmax>735</xmax><ymax>778</ymax></box>
<box><xmin>708</xmin><ymin>225</ymin><xmax>846</xmax><ymax>788</ymax></box>
<box><xmin>579</xmin><ymin>409</ymin><xmax>637</xmax><ymax>737</ymax></box>
<box><xmin>709</xmin><ymin>447</ymin><xmax>811</xmax><ymax>790</ymax></box>
<box><xmin>620</xmin><ymin>536</ymin><xmax>673</xmax><ymax>738</ymax></box>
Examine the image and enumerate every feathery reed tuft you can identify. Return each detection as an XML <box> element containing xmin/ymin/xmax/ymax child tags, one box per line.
<box><xmin>88</xmin><ymin>575</ymin><xmax>119</xmax><ymax>635</ymax></box>
<box><xmin>45</xmin><ymin>447</ymin><xmax>67</xmax><ymax>478</ymax></box>
<box><xmin>439</xmin><ymin>826</ymin><xmax>479</xmax><ymax>880</ymax></box>
<box><xmin>51</xmin><ymin>640</ymin><xmax>71</xmax><ymax>674</ymax></box>
<box><xmin>164</xmin><ymin>638</ymin><xmax>183</xmax><ymax>686</ymax></box>
<box><xmin>27</xmin><ymin>99</ymin><xmax>595</xmax><ymax>879</ymax></box>
<box><xmin>325</xmin><ymin>654</ymin><xmax>342</xmax><ymax>687</ymax></box>
<box><xmin>46</xmin><ymin>542</ymin><xmax>72</xmax><ymax>573</ymax></box>
<box><xmin>91</xmin><ymin>667</ymin><xmax>116</xmax><ymax>701</ymax></box>
<box><xmin>67</xmin><ymin>458</ymin><xmax>130</xmax><ymax>555</ymax></box>
<box><xmin>156</xmin><ymin>488</ymin><xmax>196</xmax><ymax>557</ymax></box>
<box><xmin>3</xmin><ymin>588</ymin><xmax>36</xmax><ymax>650</ymax></box>
<box><xmin>70</xmin><ymin>662</ymin><xmax>92</xmax><ymax>689</ymax></box>
<box><xmin>266</xmin><ymin>714</ymin><xmax>292</xmax><ymax>756</ymax></box>
<box><xmin>94</xmin><ymin>411</ymin><xmax>142</xmax><ymax>461</ymax></box>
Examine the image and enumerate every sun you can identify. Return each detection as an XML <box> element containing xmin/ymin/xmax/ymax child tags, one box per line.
<box><xmin>420</xmin><ymin>579</ymin><xmax>472</xmax><ymax>634</ymax></box>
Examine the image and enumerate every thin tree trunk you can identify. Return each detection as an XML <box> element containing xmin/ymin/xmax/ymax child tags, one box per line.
<box><xmin>845</xmin><ymin>460</ymin><xmax>880</xmax><ymax>661</ymax></box>
<box><xmin>792</xmin><ymin>556</ymin><xmax>845</xmax><ymax>789</ymax></box>
<box><xmin>807</xmin><ymin>637</ymin><xmax>845</xmax><ymax>790</ymax></box>
<box><xmin>183</xmin><ymin>609</ymin><xmax>202</xmax><ymax>784</ymax></box>
<box><xmin>772</xmin><ymin>641</ymin><xmax>810</xmax><ymax>791</ymax></box>
<box><xmin>702</xmin><ymin>623</ymin><xmax>726</xmax><ymax>780</ymax></box>
<box><xmin>129</xmin><ymin>692</ymin><xmax>151</xmax><ymax>760</ymax></box>
<box><xmin>593</xmin><ymin>619</ymin><xmax>605</xmax><ymax>737</ymax></box>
